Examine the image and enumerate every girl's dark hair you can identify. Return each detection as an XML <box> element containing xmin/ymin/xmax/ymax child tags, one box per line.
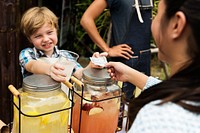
<box><xmin>128</xmin><ymin>0</ymin><xmax>200</xmax><ymax>128</ymax></box>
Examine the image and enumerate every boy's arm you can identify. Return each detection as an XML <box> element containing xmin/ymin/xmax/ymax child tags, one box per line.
<box><xmin>72</xmin><ymin>52</ymin><xmax>108</xmax><ymax>79</ymax></box>
<box><xmin>73</xmin><ymin>61</ymin><xmax>96</xmax><ymax>80</ymax></box>
<box><xmin>25</xmin><ymin>60</ymin><xmax>67</xmax><ymax>82</ymax></box>
<box><xmin>73</xmin><ymin>68</ymin><xmax>84</xmax><ymax>80</ymax></box>
<box><xmin>25</xmin><ymin>60</ymin><xmax>51</xmax><ymax>75</ymax></box>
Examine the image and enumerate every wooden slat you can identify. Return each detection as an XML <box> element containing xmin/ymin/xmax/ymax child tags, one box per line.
<box><xmin>0</xmin><ymin>0</ymin><xmax>38</xmax><ymax>124</ymax></box>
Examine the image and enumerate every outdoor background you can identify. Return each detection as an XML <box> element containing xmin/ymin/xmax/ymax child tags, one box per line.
<box><xmin>0</xmin><ymin>0</ymin><xmax>169</xmax><ymax>124</ymax></box>
<box><xmin>66</xmin><ymin>0</ymin><xmax>168</xmax><ymax>80</ymax></box>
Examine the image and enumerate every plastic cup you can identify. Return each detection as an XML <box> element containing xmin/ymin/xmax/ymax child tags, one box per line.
<box><xmin>58</xmin><ymin>50</ymin><xmax>79</xmax><ymax>81</ymax></box>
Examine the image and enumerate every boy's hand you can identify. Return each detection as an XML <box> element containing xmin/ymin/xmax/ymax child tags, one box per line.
<box><xmin>49</xmin><ymin>63</ymin><xmax>67</xmax><ymax>82</ymax></box>
<box><xmin>90</xmin><ymin>52</ymin><xmax>108</xmax><ymax>68</ymax></box>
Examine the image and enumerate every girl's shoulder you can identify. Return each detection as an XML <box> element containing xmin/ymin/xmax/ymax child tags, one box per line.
<box><xmin>129</xmin><ymin>100</ymin><xmax>200</xmax><ymax>133</ymax></box>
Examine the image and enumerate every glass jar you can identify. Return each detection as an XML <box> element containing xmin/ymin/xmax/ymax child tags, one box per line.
<box><xmin>12</xmin><ymin>74</ymin><xmax>70</xmax><ymax>133</ymax></box>
<box><xmin>72</xmin><ymin>68</ymin><xmax>121</xmax><ymax>133</ymax></box>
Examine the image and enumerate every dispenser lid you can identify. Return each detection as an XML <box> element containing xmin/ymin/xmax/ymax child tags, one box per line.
<box><xmin>23</xmin><ymin>74</ymin><xmax>61</xmax><ymax>92</ymax></box>
<box><xmin>82</xmin><ymin>68</ymin><xmax>112</xmax><ymax>83</ymax></box>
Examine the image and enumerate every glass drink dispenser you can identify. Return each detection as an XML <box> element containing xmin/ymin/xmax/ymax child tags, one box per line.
<box><xmin>10</xmin><ymin>74</ymin><xmax>71</xmax><ymax>133</ymax></box>
<box><xmin>72</xmin><ymin>68</ymin><xmax>121</xmax><ymax>133</ymax></box>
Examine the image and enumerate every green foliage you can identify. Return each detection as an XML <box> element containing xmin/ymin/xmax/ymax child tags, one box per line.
<box><xmin>72</xmin><ymin>0</ymin><xmax>110</xmax><ymax>57</ymax></box>
<box><xmin>152</xmin><ymin>0</ymin><xmax>159</xmax><ymax>18</ymax></box>
<box><xmin>151</xmin><ymin>0</ymin><xmax>159</xmax><ymax>47</ymax></box>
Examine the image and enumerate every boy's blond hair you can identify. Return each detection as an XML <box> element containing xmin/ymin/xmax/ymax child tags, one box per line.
<box><xmin>20</xmin><ymin>6</ymin><xmax>59</xmax><ymax>38</ymax></box>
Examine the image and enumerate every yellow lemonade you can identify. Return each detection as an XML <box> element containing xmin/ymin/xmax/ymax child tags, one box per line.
<box><xmin>12</xmin><ymin>89</ymin><xmax>70</xmax><ymax>133</ymax></box>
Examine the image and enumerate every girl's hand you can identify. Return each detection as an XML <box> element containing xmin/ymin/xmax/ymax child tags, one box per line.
<box><xmin>105</xmin><ymin>62</ymin><xmax>130</xmax><ymax>82</ymax></box>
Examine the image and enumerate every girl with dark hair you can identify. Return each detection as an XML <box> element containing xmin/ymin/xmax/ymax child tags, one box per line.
<box><xmin>106</xmin><ymin>0</ymin><xmax>200</xmax><ymax>132</ymax></box>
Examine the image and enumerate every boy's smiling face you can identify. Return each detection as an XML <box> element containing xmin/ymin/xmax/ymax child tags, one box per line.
<box><xmin>29</xmin><ymin>22</ymin><xmax>58</xmax><ymax>57</ymax></box>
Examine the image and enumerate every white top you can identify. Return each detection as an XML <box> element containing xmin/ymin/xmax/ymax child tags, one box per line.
<box><xmin>128</xmin><ymin>77</ymin><xmax>200</xmax><ymax>133</ymax></box>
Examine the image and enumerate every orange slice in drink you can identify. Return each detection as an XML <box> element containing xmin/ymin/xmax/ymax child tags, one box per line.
<box><xmin>88</xmin><ymin>107</ymin><xmax>104</xmax><ymax>115</ymax></box>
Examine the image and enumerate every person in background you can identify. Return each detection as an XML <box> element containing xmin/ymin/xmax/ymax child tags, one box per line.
<box><xmin>106</xmin><ymin>0</ymin><xmax>200</xmax><ymax>132</ymax></box>
<box><xmin>81</xmin><ymin>0</ymin><xmax>153</xmax><ymax>130</ymax></box>
<box><xmin>80</xmin><ymin>0</ymin><xmax>153</xmax><ymax>101</ymax></box>
<box><xmin>19</xmin><ymin>6</ymin><xmax>104</xmax><ymax>82</ymax></box>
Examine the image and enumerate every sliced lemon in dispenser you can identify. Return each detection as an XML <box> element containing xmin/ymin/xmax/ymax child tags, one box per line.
<box><xmin>20</xmin><ymin>105</ymin><xmax>42</xmax><ymax>128</ymax></box>
<box><xmin>13</xmin><ymin>95</ymin><xmax>18</xmax><ymax>104</ymax></box>
<box><xmin>20</xmin><ymin>91</ymin><xmax>28</xmax><ymax>97</ymax></box>
<box><xmin>13</xmin><ymin>96</ymin><xmax>19</xmax><ymax>121</ymax></box>
<box><xmin>26</xmin><ymin>110</ymin><xmax>39</xmax><ymax>116</ymax></box>
<box><xmin>60</xmin><ymin>100</ymin><xmax>70</xmax><ymax>126</ymax></box>
<box><xmin>60</xmin><ymin>111</ymin><xmax>69</xmax><ymax>126</ymax></box>
<box><xmin>22</xmin><ymin>105</ymin><xmax>39</xmax><ymax>116</ymax></box>
<box><xmin>41</xmin><ymin>114</ymin><xmax>51</xmax><ymax>125</ymax></box>
<box><xmin>21</xmin><ymin>105</ymin><xmax>39</xmax><ymax>120</ymax></box>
